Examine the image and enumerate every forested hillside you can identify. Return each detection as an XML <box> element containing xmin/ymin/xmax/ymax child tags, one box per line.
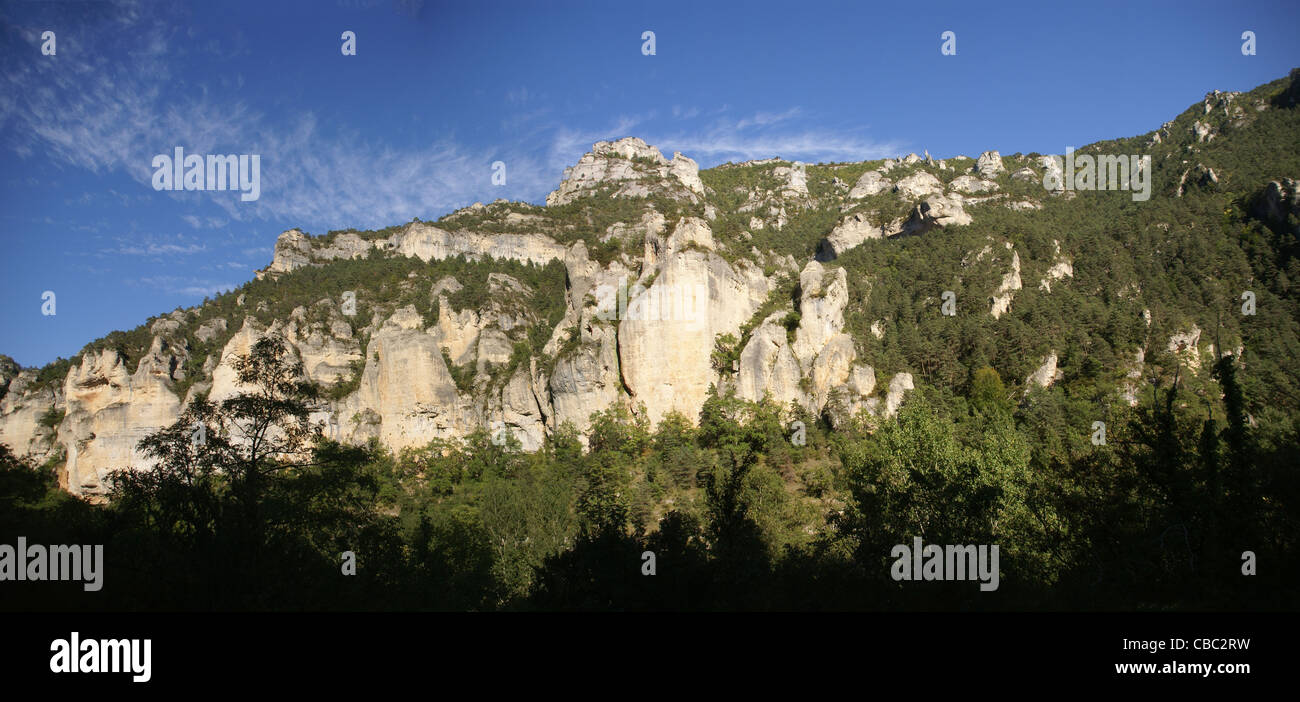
<box><xmin>1</xmin><ymin>71</ymin><xmax>1297</xmax><ymax>611</ymax></box>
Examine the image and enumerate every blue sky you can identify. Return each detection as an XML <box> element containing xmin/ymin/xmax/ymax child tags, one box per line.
<box><xmin>1</xmin><ymin>0</ymin><xmax>1298</xmax><ymax>367</ymax></box>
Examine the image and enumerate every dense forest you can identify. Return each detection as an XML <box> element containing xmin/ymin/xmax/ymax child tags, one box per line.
<box><xmin>1</xmin><ymin>325</ymin><xmax>1294</xmax><ymax>610</ymax></box>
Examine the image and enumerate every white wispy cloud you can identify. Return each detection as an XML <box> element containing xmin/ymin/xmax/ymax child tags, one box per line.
<box><xmin>180</xmin><ymin>214</ymin><xmax>228</xmax><ymax>229</ymax></box>
<box><xmin>133</xmin><ymin>275</ymin><xmax>236</xmax><ymax>298</ymax></box>
<box><xmin>734</xmin><ymin>107</ymin><xmax>802</xmax><ymax>130</ymax></box>
<box><xmin>0</xmin><ymin>5</ymin><xmax>556</xmax><ymax>231</ymax></box>
<box><xmin>108</xmin><ymin>241</ymin><xmax>206</xmax><ymax>257</ymax></box>
<box><xmin>645</xmin><ymin>109</ymin><xmax>904</xmax><ymax>164</ymax></box>
<box><xmin>544</xmin><ymin>109</ymin><xmax>904</xmax><ymax>168</ymax></box>
<box><xmin>1</xmin><ymin>3</ymin><xmax>904</xmax><ymax>236</ymax></box>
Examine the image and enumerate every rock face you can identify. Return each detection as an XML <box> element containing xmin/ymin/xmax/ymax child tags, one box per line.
<box><xmin>989</xmin><ymin>247</ymin><xmax>1022</xmax><ymax>319</ymax></box>
<box><xmin>545</xmin><ymin>137</ymin><xmax>704</xmax><ymax>206</ymax></box>
<box><xmin>792</xmin><ymin>261</ymin><xmax>848</xmax><ymax>364</ymax></box>
<box><xmin>5</xmin><ymin>136</ymin><xmax>957</xmax><ymax>494</ymax></box>
<box><xmin>1039</xmin><ymin>240</ymin><xmax>1074</xmax><ymax>292</ymax></box>
<box><xmin>1025</xmin><ymin>352</ymin><xmax>1062</xmax><ymax>391</ymax></box>
<box><xmin>736</xmin><ymin>313</ymin><xmax>804</xmax><ymax>409</ymax></box>
<box><xmin>604</xmin><ymin>210</ymin><xmax>667</xmax><ymax>243</ymax></box>
<box><xmin>734</xmin><ymin>261</ymin><xmax>904</xmax><ymax>425</ymax></box>
<box><xmin>391</xmin><ymin>223</ymin><xmax>566</xmax><ymax>267</ymax></box>
<box><xmin>894</xmin><ymin>171</ymin><xmax>945</xmax><ymax>200</ymax></box>
<box><xmin>195</xmin><ymin>318</ymin><xmax>228</xmax><ymax>343</ymax></box>
<box><xmin>1038</xmin><ymin>155</ymin><xmax>1065</xmax><ymax>191</ymax></box>
<box><xmin>352</xmin><ymin>312</ymin><xmax>471</xmax><ymax>450</ymax></box>
<box><xmin>1121</xmin><ymin>348</ymin><xmax>1145</xmax><ymax>406</ymax></box>
<box><xmin>1168</xmin><ymin>326</ymin><xmax>1203</xmax><ymax>373</ymax></box>
<box><xmin>909</xmin><ymin>194</ymin><xmax>972</xmax><ymax>232</ymax></box>
<box><xmin>260</xmin><ymin>229</ymin><xmax>377</xmax><ymax>278</ymax></box>
<box><xmin>60</xmin><ymin>342</ymin><xmax>184</xmax><ymax>496</ymax></box>
<box><xmin>818</xmin><ymin>212</ymin><xmax>882</xmax><ymax>260</ymax></box>
<box><xmin>975</xmin><ymin>151</ymin><xmax>1004</xmax><ymax>178</ymax></box>
<box><xmin>0</xmin><ymin>369</ymin><xmax>61</xmax><ymax>463</ymax></box>
<box><xmin>258</xmin><ymin>219</ymin><xmax>568</xmax><ymax>280</ymax></box>
<box><xmin>773</xmin><ymin>164</ymin><xmax>809</xmax><ymax>199</ymax></box>
<box><xmin>264</xmin><ymin>229</ymin><xmax>315</xmax><ymax>274</ymax></box>
<box><xmin>618</xmin><ymin>218</ymin><xmax>771</xmax><ymax>426</ymax></box>
<box><xmin>949</xmin><ymin>175</ymin><xmax>998</xmax><ymax>194</ymax></box>
<box><xmin>848</xmin><ymin>170</ymin><xmax>892</xmax><ymax>198</ymax></box>
<box><xmin>883</xmin><ymin>373</ymin><xmax>914</xmax><ymax>416</ymax></box>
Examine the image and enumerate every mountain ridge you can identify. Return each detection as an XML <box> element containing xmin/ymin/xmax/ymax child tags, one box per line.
<box><xmin>2</xmin><ymin>69</ymin><xmax>1298</xmax><ymax>498</ymax></box>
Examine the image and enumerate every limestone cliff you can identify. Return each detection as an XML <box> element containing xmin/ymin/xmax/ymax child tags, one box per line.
<box><xmin>11</xmin><ymin>135</ymin><xmax>1121</xmax><ymax>496</ymax></box>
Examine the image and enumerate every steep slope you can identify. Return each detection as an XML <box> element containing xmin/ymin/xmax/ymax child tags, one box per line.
<box><xmin>4</xmin><ymin>71</ymin><xmax>1299</xmax><ymax>498</ymax></box>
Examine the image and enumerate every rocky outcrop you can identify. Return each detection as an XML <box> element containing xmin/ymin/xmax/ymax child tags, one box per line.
<box><xmin>1039</xmin><ymin>240</ymin><xmax>1074</xmax><ymax>292</ymax></box>
<box><xmin>989</xmin><ymin>245</ymin><xmax>1022</xmax><ymax>319</ymax></box>
<box><xmin>495</xmin><ymin>365</ymin><xmax>549</xmax><ymax>451</ymax></box>
<box><xmin>604</xmin><ymin>210</ymin><xmax>668</xmax><ymax>243</ymax></box>
<box><xmin>908</xmin><ymin>193</ymin><xmax>972</xmax><ymax>232</ymax></box>
<box><xmin>349</xmin><ymin>311</ymin><xmax>472</xmax><ymax>450</ymax></box>
<box><xmin>194</xmin><ymin>318</ymin><xmax>228</xmax><ymax>343</ymax></box>
<box><xmin>284</xmin><ymin>316</ymin><xmax>362</xmax><ymax>386</ymax></box>
<box><xmin>543</xmin><ymin>242</ymin><xmax>635</xmax><ymax>437</ymax></box>
<box><xmin>263</xmin><ymin>229</ymin><xmax>314</xmax><ymax>275</ymax></box>
<box><xmin>258</xmin><ymin>229</ymin><xmax>378</xmax><ymax>279</ymax></box>
<box><xmin>5</xmin><ymin>136</ymin><xmax>975</xmax><ymax>490</ymax></box>
<box><xmin>773</xmin><ymin>164</ymin><xmax>809</xmax><ymax>199</ymax></box>
<box><xmin>259</xmin><ymin>222</ymin><xmax>567</xmax><ymax>278</ymax></box>
<box><xmin>848</xmin><ymin>170</ymin><xmax>892</xmax><ymax>198</ymax></box>
<box><xmin>736</xmin><ymin>313</ymin><xmax>805</xmax><ymax>409</ymax></box>
<box><xmin>0</xmin><ymin>369</ymin><xmax>61</xmax><ymax>463</ymax></box>
<box><xmin>949</xmin><ymin>175</ymin><xmax>998</xmax><ymax>194</ymax></box>
<box><xmin>894</xmin><ymin>171</ymin><xmax>944</xmax><ymax>200</ymax></box>
<box><xmin>548</xmin><ymin>318</ymin><xmax>623</xmax><ymax>436</ymax></box>
<box><xmin>545</xmin><ymin>137</ymin><xmax>704</xmax><ymax>206</ymax></box>
<box><xmin>792</xmin><ymin>261</ymin><xmax>848</xmax><ymax>365</ymax></box>
<box><xmin>975</xmin><ymin>151</ymin><xmax>1004</xmax><ymax>178</ymax></box>
<box><xmin>1025</xmin><ymin>352</ymin><xmax>1062</xmax><ymax>391</ymax></box>
<box><xmin>618</xmin><ymin>218</ymin><xmax>772</xmax><ymax>425</ymax></box>
<box><xmin>818</xmin><ymin>211</ymin><xmax>882</xmax><ymax>260</ymax></box>
<box><xmin>882</xmin><ymin>372</ymin><xmax>914</xmax><ymax>417</ymax></box>
<box><xmin>735</xmin><ymin>261</ymin><xmax>908</xmax><ymax>425</ymax></box>
<box><xmin>391</xmin><ymin>222</ymin><xmax>566</xmax><ymax>267</ymax></box>
<box><xmin>1121</xmin><ymin>348</ymin><xmax>1145</xmax><ymax>406</ymax></box>
<box><xmin>1039</xmin><ymin>155</ymin><xmax>1065</xmax><ymax>191</ymax></box>
<box><xmin>1168</xmin><ymin>326</ymin><xmax>1203</xmax><ymax>373</ymax></box>
<box><xmin>59</xmin><ymin>340</ymin><xmax>185</xmax><ymax>497</ymax></box>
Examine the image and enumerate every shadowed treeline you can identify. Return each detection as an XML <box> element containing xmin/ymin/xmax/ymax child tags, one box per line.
<box><xmin>1</xmin><ymin>335</ymin><xmax>1296</xmax><ymax>611</ymax></box>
